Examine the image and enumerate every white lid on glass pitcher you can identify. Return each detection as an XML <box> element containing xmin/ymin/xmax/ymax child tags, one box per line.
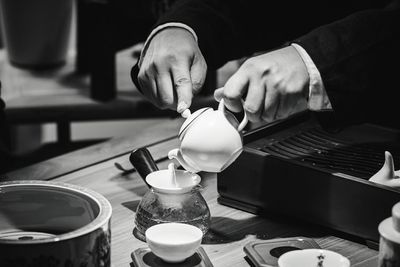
<box><xmin>145</xmin><ymin>163</ymin><xmax>201</xmax><ymax>194</ymax></box>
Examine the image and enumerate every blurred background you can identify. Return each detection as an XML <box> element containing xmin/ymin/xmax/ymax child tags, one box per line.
<box><xmin>0</xmin><ymin>0</ymin><xmax>241</xmax><ymax>172</ymax></box>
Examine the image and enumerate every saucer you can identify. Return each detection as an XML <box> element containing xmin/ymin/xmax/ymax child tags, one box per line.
<box><xmin>131</xmin><ymin>247</ymin><xmax>213</xmax><ymax>267</ymax></box>
<box><xmin>278</xmin><ymin>249</ymin><xmax>350</xmax><ymax>267</ymax></box>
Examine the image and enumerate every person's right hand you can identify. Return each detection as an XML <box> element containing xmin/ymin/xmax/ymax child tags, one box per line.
<box><xmin>138</xmin><ymin>28</ymin><xmax>207</xmax><ymax>112</ymax></box>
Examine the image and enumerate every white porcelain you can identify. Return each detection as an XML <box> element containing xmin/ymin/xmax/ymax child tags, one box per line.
<box><xmin>0</xmin><ymin>180</ymin><xmax>112</xmax><ymax>266</ymax></box>
<box><xmin>145</xmin><ymin>223</ymin><xmax>203</xmax><ymax>263</ymax></box>
<box><xmin>145</xmin><ymin>168</ymin><xmax>201</xmax><ymax>194</ymax></box>
<box><xmin>278</xmin><ymin>249</ymin><xmax>350</xmax><ymax>267</ymax></box>
<box><xmin>369</xmin><ymin>151</ymin><xmax>400</xmax><ymax>188</ymax></box>
<box><xmin>378</xmin><ymin>202</ymin><xmax>400</xmax><ymax>266</ymax></box>
<box><xmin>168</xmin><ymin>99</ymin><xmax>248</xmax><ymax>173</ymax></box>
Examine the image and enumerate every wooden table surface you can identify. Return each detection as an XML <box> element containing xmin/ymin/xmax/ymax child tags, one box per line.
<box><xmin>3</xmin><ymin>119</ymin><xmax>379</xmax><ymax>267</ymax></box>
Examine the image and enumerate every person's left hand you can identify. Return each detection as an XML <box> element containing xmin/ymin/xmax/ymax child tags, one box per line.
<box><xmin>214</xmin><ymin>46</ymin><xmax>309</xmax><ymax>123</ymax></box>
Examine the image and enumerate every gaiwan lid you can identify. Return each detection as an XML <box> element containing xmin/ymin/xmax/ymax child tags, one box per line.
<box><xmin>379</xmin><ymin>202</ymin><xmax>400</xmax><ymax>243</ymax></box>
<box><xmin>145</xmin><ymin>163</ymin><xmax>201</xmax><ymax>194</ymax></box>
<box><xmin>178</xmin><ymin>108</ymin><xmax>211</xmax><ymax>140</ymax></box>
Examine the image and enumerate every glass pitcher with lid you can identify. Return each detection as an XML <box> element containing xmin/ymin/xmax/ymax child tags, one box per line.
<box><xmin>132</xmin><ymin>156</ymin><xmax>211</xmax><ymax>241</ymax></box>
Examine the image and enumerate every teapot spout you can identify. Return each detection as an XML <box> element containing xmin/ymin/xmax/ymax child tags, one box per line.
<box><xmin>168</xmin><ymin>148</ymin><xmax>200</xmax><ymax>173</ymax></box>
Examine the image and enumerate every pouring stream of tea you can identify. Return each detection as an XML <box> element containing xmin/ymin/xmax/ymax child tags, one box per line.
<box><xmin>168</xmin><ymin>163</ymin><xmax>178</xmax><ymax>188</ymax></box>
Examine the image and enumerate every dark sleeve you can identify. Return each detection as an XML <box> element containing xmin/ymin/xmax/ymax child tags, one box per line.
<box><xmin>294</xmin><ymin>2</ymin><xmax>400</xmax><ymax>128</ymax></box>
<box><xmin>156</xmin><ymin>0</ymin><xmax>392</xmax><ymax>69</ymax></box>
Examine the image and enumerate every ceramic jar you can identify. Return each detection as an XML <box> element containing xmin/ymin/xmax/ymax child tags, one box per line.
<box><xmin>0</xmin><ymin>180</ymin><xmax>112</xmax><ymax>266</ymax></box>
<box><xmin>378</xmin><ymin>202</ymin><xmax>400</xmax><ymax>266</ymax></box>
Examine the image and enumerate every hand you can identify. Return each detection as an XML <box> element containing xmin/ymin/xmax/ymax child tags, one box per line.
<box><xmin>214</xmin><ymin>46</ymin><xmax>309</xmax><ymax>123</ymax></box>
<box><xmin>138</xmin><ymin>28</ymin><xmax>207</xmax><ymax>112</ymax></box>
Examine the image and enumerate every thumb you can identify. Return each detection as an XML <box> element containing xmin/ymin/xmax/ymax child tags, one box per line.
<box><xmin>214</xmin><ymin>87</ymin><xmax>224</xmax><ymax>102</ymax></box>
<box><xmin>190</xmin><ymin>57</ymin><xmax>207</xmax><ymax>95</ymax></box>
<box><xmin>171</xmin><ymin>64</ymin><xmax>193</xmax><ymax>113</ymax></box>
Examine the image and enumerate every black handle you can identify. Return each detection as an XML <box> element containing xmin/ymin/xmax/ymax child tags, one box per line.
<box><xmin>129</xmin><ymin>147</ymin><xmax>159</xmax><ymax>187</ymax></box>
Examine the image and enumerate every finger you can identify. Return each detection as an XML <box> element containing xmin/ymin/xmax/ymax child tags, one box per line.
<box><xmin>214</xmin><ymin>87</ymin><xmax>224</xmax><ymax>102</ymax></box>
<box><xmin>291</xmin><ymin>97</ymin><xmax>308</xmax><ymax>115</ymax></box>
<box><xmin>171</xmin><ymin>63</ymin><xmax>193</xmax><ymax>112</ymax></box>
<box><xmin>243</xmin><ymin>80</ymin><xmax>265</xmax><ymax>122</ymax></box>
<box><xmin>262</xmin><ymin>86</ymin><xmax>279</xmax><ymax>123</ymax></box>
<box><xmin>155</xmin><ymin>72</ymin><xmax>175</xmax><ymax>109</ymax></box>
<box><xmin>190</xmin><ymin>59</ymin><xmax>207</xmax><ymax>95</ymax></box>
<box><xmin>223</xmin><ymin>72</ymin><xmax>249</xmax><ymax>113</ymax></box>
<box><xmin>138</xmin><ymin>68</ymin><xmax>158</xmax><ymax>104</ymax></box>
<box><xmin>274</xmin><ymin>95</ymin><xmax>295</xmax><ymax>121</ymax></box>
<box><xmin>278</xmin><ymin>93</ymin><xmax>307</xmax><ymax>119</ymax></box>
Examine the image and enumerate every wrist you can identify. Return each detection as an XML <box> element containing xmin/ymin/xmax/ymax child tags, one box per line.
<box><xmin>290</xmin><ymin>43</ymin><xmax>332</xmax><ymax>111</ymax></box>
<box><xmin>139</xmin><ymin>23</ymin><xmax>198</xmax><ymax>67</ymax></box>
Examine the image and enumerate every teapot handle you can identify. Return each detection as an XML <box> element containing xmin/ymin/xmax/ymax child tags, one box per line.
<box><xmin>218</xmin><ymin>99</ymin><xmax>248</xmax><ymax>132</ymax></box>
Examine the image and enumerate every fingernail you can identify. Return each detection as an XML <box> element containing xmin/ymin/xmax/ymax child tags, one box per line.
<box><xmin>214</xmin><ymin>87</ymin><xmax>224</xmax><ymax>101</ymax></box>
<box><xmin>177</xmin><ymin>101</ymin><xmax>188</xmax><ymax>113</ymax></box>
<box><xmin>181</xmin><ymin>109</ymin><xmax>191</xmax><ymax>118</ymax></box>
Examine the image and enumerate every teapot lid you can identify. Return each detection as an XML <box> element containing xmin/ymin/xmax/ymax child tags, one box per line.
<box><xmin>379</xmin><ymin>201</ymin><xmax>400</xmax><ymax>244</ymax></box>
<box><xmin>178</xmin><ymin>107</ymin><xmax>211</xmax><ymax>139</ymax></box>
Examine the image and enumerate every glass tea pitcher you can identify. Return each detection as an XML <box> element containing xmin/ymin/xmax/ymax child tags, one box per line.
<box><xmin>130</xmin><ymin>148</ymin><xmax>210</xmax><ymax>241</ymax></box>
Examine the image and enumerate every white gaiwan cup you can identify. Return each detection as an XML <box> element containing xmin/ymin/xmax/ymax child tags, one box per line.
<box><xmin>168</xmin><ymin>99</ymin><xmax>248</xmax><ymax>173</ymax></box>
<box><xmin>278</xmin><ymin>249</ymin><xmax>350</xmax><ymax>267</ymax></box>
<box><xmin>145</xmin><ymin>222</ymin><xmax>203</xmax><ymax>263</ymax></box>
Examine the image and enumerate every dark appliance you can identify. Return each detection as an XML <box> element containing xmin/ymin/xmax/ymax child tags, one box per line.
<box><xmin>217</xmin><ymin>112</ymin><xmax>400</xmax><ymax>248</ymax></box>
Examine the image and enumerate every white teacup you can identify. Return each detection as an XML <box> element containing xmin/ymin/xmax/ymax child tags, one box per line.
<box><xmin>145</xmin><ymin>223</ymin><xmax>203</xmax><ymax>263</ymax></box>
<box><xmin>278</xmin><ymin>249</ymin><xmax>350</xmax><ymax>267</ymax></box>
<box><xmin>168</xmin><ymin>99</ymin><xmax>248</xmax><ymax>173</ymax></box>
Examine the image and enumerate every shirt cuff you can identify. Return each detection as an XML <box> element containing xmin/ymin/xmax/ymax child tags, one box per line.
<box><xmin>138</xmin><ymin>22</ymin><xmax>198</xmax><ymax>68</ymax></box>
<box><xmin>291</xmin><ymin>43</ymin><xmax>332</xmax><ymax>111</ymax></box>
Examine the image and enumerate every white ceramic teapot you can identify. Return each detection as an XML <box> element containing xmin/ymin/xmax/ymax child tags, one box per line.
<box><xmin>168</xmin><ymin>99</ymin><xmax>248</xmax><ymax>173</ymax></box>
